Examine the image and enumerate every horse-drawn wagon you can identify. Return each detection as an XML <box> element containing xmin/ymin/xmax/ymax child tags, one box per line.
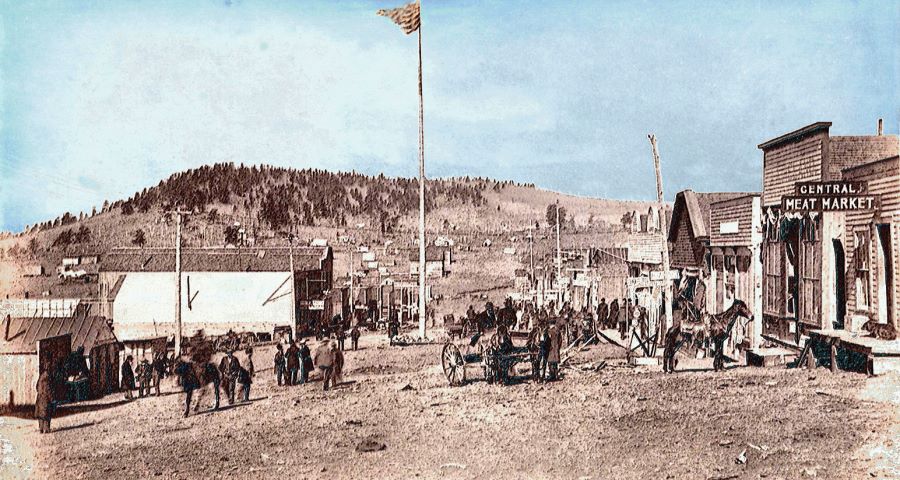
<box><xmin>441</xmin><ymin>331</ymin><xmax>537</xmax><ymax>386</ymax></box>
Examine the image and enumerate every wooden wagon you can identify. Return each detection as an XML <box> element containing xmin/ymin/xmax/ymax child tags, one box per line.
<box><xmin>441</xmin><ymin>333</ymin><xmax>537</xmax><ymax>386</ymax></box>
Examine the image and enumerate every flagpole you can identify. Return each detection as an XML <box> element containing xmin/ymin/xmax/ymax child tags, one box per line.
<box><xmin>416</xmin><ymin>0</ymin><xmax>427</xmax><ymax>338</ymax></box>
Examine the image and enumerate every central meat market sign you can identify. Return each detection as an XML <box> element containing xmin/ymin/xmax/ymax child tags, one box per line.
<box><xmin>782</xmin><ymin>181</ymin><xmax>879</xmax><ymax>212</ymax></box>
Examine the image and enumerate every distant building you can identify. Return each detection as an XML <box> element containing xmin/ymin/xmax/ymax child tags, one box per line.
<box><xmin>99</xmin><ymin>247</ymin><xmax>333</xmax><ymax>341</ymax></box>
<box><xmin>408</xmin><ymin>246</ymin><xmax>450</xmax><ymax>278</ymax></box>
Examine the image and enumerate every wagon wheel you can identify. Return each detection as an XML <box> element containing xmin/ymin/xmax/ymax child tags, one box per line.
<box><xmin>441</xmin><ymin>343</ymin><xmax>465</xmax><ymax>386</ymax></box>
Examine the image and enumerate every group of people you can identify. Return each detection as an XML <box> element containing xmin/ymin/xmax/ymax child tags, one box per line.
<box><xmin>120</xmin><ymin>352</ymin><xmax>171</xmax><ymax>400</ymax></box>
<box><xmin>275</xmin><ymin>337</ymin><xmax>345</xmax><ymax>391</ymax></box>
<box><xmin>218</xmin><ymin>348</ymin><xmax>255</xmax><ymax>404</ymax></box>
<box><xmin>526</xmin><ymin>316</ymin><xmax>564</xmax><ymax>381</ymax></box>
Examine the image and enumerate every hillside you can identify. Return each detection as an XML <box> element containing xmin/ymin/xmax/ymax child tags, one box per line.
<box><xmin>0</xmin><ymin>163</ymin><xmax>658</xmax><ymax>298</ymax></box>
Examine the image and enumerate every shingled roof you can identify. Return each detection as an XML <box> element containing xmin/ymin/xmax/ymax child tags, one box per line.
<box><xmin>668</xmin><ymin>190</ymin><xmax>756</xmax><ymax>243</ymax></box>
<box><xmin>100</xmin><ymin>247</ymin><xmax>331</xmax><ymax>273</ymax></box>
<box><xmin>0</xmin><ymin>314</ymin><xmax>118</xmax><ymax>355</ymax></box>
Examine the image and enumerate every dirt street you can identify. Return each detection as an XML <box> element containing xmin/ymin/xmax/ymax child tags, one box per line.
<box><xmin>4</xmin><ymin>332</ymin><xmax>899</xmax><ymax>480</ymax></box>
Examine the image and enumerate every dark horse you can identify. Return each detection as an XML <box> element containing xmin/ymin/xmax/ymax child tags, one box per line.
<box><xmin>496</xmin><ymin>298</ymin><xmax>518</xmax><ymax>330</ymax></box>
<box><xmin>174</xmin><ymin>360</ymin><xmax>221</xmax><ymax>416</ymax></box>
<box><xmin>663</xmin><ymin>299</ymin><xmax>753</xmax><ymax>373</ymax></box>
<box><xmin>470</xmin><ymin>302</ymin><xmax>496</xmax><ymax>334</ymax></box>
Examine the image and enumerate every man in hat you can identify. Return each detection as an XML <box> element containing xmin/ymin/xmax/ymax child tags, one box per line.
<box><xmin>547</xmin><ymin>321</ymin><xmax>562</xmax><ymax>381</ymax></box>
<box><xmin>35</xmin><ymin>368</ymin><xmax>53</xmax><ymax>433</ymax></box>
<box><xmin>137</xmin><ymin>356</ymin><xmax>153</xmax><ymax>398</ymax></box>
<box><xmin>121</xmin><ymin>355</ymin><xmax>136</xmax><ymax>400</ymax></box>
<box><xmin>313</xmin><ymin>339</ymin><xmax>334</xmax><ymax>391</ymax></box>
<box><xmin>350</xmin><ymin>325</ymin><xmax>361</xmax><ymax>351</ymax></box>
<box><xmin>300</xmin><ymin>340</ymin><xmax>313</xmax><ymax>384</ymax></box>
<box><xmin>287</xmin><ymin>341</ymin><xmax>300</xmax><ymax>385</ymax></box>
<box><xmin>152</xmin><ymin>352</ymin><xmax>168</xmax><ymax>397</ymax></box>
<box><xmin>274</xmin><ymin>343</ymin><xmax>287</xmax><ymax>386</ymax></box>
<box><xmin>597</xmin><ymin>298</ymin><xmax>608</xmax><ymax>331</ymax></box>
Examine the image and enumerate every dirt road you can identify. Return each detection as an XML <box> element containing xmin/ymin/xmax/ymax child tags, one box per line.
<box><xmin>8</xmin><ymin>332</ymin><xmax>899</xmax><ymax>479</ymax></box>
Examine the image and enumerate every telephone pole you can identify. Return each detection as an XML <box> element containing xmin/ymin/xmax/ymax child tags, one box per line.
<box><xmin>288</xmin><ymin>233</ymin><xmax>297</xmax><ymax>341</ymax></box>
<box><xmin>556</xmin><ymin>200</ymin><xmax>562</xmax><ymax>304</ymax></box>
<box><xmin>169</xmin><ymin>208</ymin><xmax>191</xmax><ymax>358</ymax></box>
<box><xmin>648</xmin><ymin>135</ymin><xmax>673</xmax><ymax>345</ymax></box>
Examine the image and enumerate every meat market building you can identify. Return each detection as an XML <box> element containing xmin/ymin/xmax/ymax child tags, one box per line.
<box><xmin>757</xmin><ymin>121</ymin><xmax>898</xmax><ymax>371</ymax></box>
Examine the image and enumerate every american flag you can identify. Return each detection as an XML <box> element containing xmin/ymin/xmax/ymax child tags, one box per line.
<box><xmin>377</xmin><ymin>1</ymin><xmax>420</xmax><ymax>35</ymax></box>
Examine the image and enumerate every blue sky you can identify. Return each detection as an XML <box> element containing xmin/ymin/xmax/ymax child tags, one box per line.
<box><xmin>1</xmin><ymin>0</ymin><xmax>897</xmax><ymax>231</ymax></box>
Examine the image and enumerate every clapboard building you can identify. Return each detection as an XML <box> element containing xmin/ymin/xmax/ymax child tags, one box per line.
<box><xmin>99</xmin><ymin>247</ymin><xmax>332</xmax><ymax>342</ymax></box>
<box><xmin>758</xmin><ymin>122</ymin><xmax>898</xmax><ymax>345</ymax></box>
<box><xmin>841</xmin><ymin>155</ymin><xmax>899</xmax><ymax>332</ymax></box>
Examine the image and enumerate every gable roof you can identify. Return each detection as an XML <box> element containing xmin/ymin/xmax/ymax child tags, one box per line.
<box><xmin>100</xmin><ymin>247</ymin><xmax>331</xmax><ymax>273</ymax></box>
<box><xmin>668</xmin><ymin>190</ymin><xmax>755</xmax><ymax>242</ymax></box>
<box><xmin>758</xmin><ymin>122</ymin><xmax>832</xmax><ymax>150</ymax></box>
<box><xmin>1</xmin><ymin>313</ymin><xmax>118</xmax><ymax>355</ymax></box>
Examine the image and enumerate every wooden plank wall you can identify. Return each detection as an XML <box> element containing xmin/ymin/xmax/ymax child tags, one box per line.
<box><xmin>843</xmin><ymin>158</ymin><xmax>900</xmax><ymax>328</ymax></box>
<box><xmin>0</xmin><ymin>354</ymin><xmax>39</xmax><ymax>406</ymax></box>
<box><xmin>762</xmin><ymin>133</ymin><xmax>825</xmax><ymax>206</ymax></box>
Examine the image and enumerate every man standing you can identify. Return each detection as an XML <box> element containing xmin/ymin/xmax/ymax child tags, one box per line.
<box><xmin>237</xmin><ymin>365</ymin><xmax>252</xmax><ymax>403</ymax></box>
<box><xmin>350</xmin><ymin>325</ymin><xmax>361</xmax><ymax>351</ymax></box>
<box><xmin>218</xmin><ymin>353</ymin><xmax>233</xmax><ymax>402</ymax></box>
<box><xmin>336</xmin><ymin>326</ymin><xmax>346</xmax><ymax>351</ymax></box>
<box><xmin>152</xmin><ymin>352</ymin><xmax>167</xmax><ymax>397</ymax></box>
<box><xmin>245</xmin><ymin>348</ymin><xmax>255</xmax><ymax>379</ymax></box>
<box><xmin>174</xmin><ymin>361</ymin><xmax>199</xmax><ymax>418</ymax></box>
<box><xmin>226</xmin><ymin>353</ymin><xmax>241</xmax><ymax>404</ymax></box>
<box><xmin>313</xmin><ymin>339</ymin><xmax>334</xmax><ymax>391</ymax></box>
<box><xmin>547</xmin><ymin>322</ymin><xmax>562</xmax><ymax>381</ymax></box>
<box><xmin>285</xmin><ymin>342</ymin><xmax>300</xmax><ymax>386</ymax></box>
<box><xmin>137</xmin><ymin>357</ymin><xmax>152</xmax><ymax>398</ymax></box>
<box><xmin>121</xmin><ymin>355</ymin><xmax>135</xmax><ymax>400</ymax></box>
<box><xmin>597</xmin><ymin>298</ymin><xmax>608</xmax><ymax>330</ymax></box>
<box><xmin>608</xmin><ymin>299</ymin><xmax>619</xmax><ymax>331</ymax></box>
<box><xmin>300</xmin><ymin>340</ymin><xmax>313</xmax><ymax>384</ymax></box>
<box><xmin>274</xmin><ymin>344</ymin><xmax>287</xmax><ymax>386</ymax></box>
<box><xmin>35</xmin><ymin>369</ymin><xmax>53</xmax><ymax>433</ymax></box>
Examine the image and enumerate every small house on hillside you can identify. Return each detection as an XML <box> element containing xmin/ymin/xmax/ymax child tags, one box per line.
<box><xmin>668</xmin><ymin>190</ymin><xmax>754</xmax><ymax>274</ymax></box>
<box><xmin>409</xmin><ymin>246</ymin><xmax>450</xmax><ymax>278</ymax></box>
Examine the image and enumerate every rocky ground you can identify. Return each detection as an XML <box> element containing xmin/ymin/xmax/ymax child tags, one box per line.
<box><xmin>2</xmin><ymin>331</ymin><xmax>898</xmax><ymax>480</ymax></box>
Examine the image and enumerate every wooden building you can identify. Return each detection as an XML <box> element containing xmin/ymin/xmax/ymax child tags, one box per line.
<box><xmin>99</xmin><ymin>247</ymin><xmax>332</xmax><ymax>342</ymax></box>
<box><xmin>758</xmin><ymin>122</ymin><xmax>898</xmax><ymax>345</ymax></box>
<box><xmin>707</xmin><ymin>194</ymin><xmax>764</xmax><ymax>351</ymax></box>
<box><xmin>841</xmin><ymin>155</ymin><xmax>899</xmax><ymax>332</ymax></box>
<box><xmin>668</xmin><ymin>190</ymin><xmax>754</xmax><ymax>274</ymax></box>
<box><xmin>1</xmin><ymin>311</ymin><xmax>119</xmax><ymax>408</ymax></box>
<box><xmin>408</xmin><ymin>246</ymin><xmax>451</xmax><ymax>278</ymax></box>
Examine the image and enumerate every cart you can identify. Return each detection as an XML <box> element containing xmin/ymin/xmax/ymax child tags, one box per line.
<box><xmin>441</xmin><ymin>333</ymin><xmax>537</xmax><ymax>386</ymax></box>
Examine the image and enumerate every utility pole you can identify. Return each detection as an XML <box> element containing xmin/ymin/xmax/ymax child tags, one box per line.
<box><xmin>349</xmin><ymin>244</ymin><xmax>354</xmax><ymax>324</ymax></box>
<box><xmin>169</xmin><ymin>208</ymin><xmax>190</xmax><ymax>358</ymax></box>
<box><xmin>648</xmin><ymin>135</ymin><xmax>673</xmax><ymax>346</ymax></box>
<box><xmin>288</xmin><ymin>233</ymin><xmax>297</xmax><ymax>341</ymax></box>
<box><xmin>556</xmin><ymin>200</ymin><xmax>562</xmax><ymax>304</ymax></box>
<box><xmin>528</xmin><ymin>230</ymin><xmax>535</xmax><ymax>291</ymax></box>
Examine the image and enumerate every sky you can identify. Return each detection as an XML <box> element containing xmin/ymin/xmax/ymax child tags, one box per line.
<box><xmin>0</xmin><ymin>0</ymin><xmax>897</xmax><ymax>232</ymax></box>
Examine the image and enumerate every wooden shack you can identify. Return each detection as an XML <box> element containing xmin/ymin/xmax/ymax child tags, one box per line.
<box><xmin>1</xmin><ymin>313</ymin><xmax>119</xmax><ymax>408</ymax></box>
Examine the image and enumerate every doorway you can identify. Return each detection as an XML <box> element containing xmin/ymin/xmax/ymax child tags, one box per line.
<box><xmin>876</xmin><ymin>224</ymin><xmax>894</xmax><ymax>326</ymax></box>
<box><xmin>833</xmin><ymin>239</ymin><xmax>846</xmax><ymax>329</ymax></box>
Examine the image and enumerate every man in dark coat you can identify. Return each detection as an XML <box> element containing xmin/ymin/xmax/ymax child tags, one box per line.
<box><xmin>152</xmin><ymin>352</ymin><xmax>168</xmax><ymax>397</ymax></box>
<box><xmin>350</xmin><ymin>325</ymin><xmax>361</xmax><ymax>351</ymax></box>
<box><xmin>274</xmin><ymin>344</ymin><xmax>286</xmax><ymax>386</ymax></box>
<box><xmin>137</xmin><ymin>357</ymin><xmax>152</xmax><ymax>398</ymax></box>
<box><xmin>547</xmin><ymin>323</ymin><xmax>562</xmax><ymax>381</ymax></box>
<box><xmin>285</xmin><ymin>342</ymin><xmax>300</xmax><ymax>386</ymax></box>
<box><xmin>245</xmin><ymin>348</ymin><xmax>255</xmax><ymax>379</ymax></box>
<box><xmin>121</xmin><ymin>355</ymin><xmax>135</xmax><ymax>400</ymax></box>
<box><xmin>237</xmin><ymin>365</ymin><xmax>252</xmax><ymax>402</ymax></box>
<box><xmin>299</xmin><ymin>341</ymin><xmax>313</xmax><ymax>384</ymax></box>
<box><xmin>608</xmin><ymin>299</ymin><xmax>619</xmax><ymax>331</ymax></box>
<box><xmin>35</xmin><ymin>369</ymin><xmax>53</xmax><ymax>433</ymax></box>
<box><xmin>174</xmin><ymin>361</ymin><xmax>200</xmax><ymax>418</ymax></box>
<box><xmin>313</xmin><ymin>339</ymin><xmax>334</xmax><ymax>391</ymax></box>
<box><xmin>597</xmin><ymin>298</ymin><xmax>608</xmax><ymax>330</ymax></box>
<box><xmin>336</xmin><ymin>326</ymin><xmax>346</xmax><ymax>351</ymax></box>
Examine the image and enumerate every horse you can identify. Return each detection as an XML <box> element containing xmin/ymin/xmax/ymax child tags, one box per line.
<box><xmin>174</xmin><ymin>359</ymin><xmax>221</xmax><ymax>416</ymax></box>
<box><xmin>663</xmin><ymin>299</ymin><xmax>753</xmax><ymax>373</ymax></box>
<box><xmin>470</xmin><ymin>302</ymin><xmax>496</xmax><ymax>333</ymax></box>
<box><xmin>496</xmin><ymin>298</ymin><xmax>518</xmax><ymax>330</ymax></box>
